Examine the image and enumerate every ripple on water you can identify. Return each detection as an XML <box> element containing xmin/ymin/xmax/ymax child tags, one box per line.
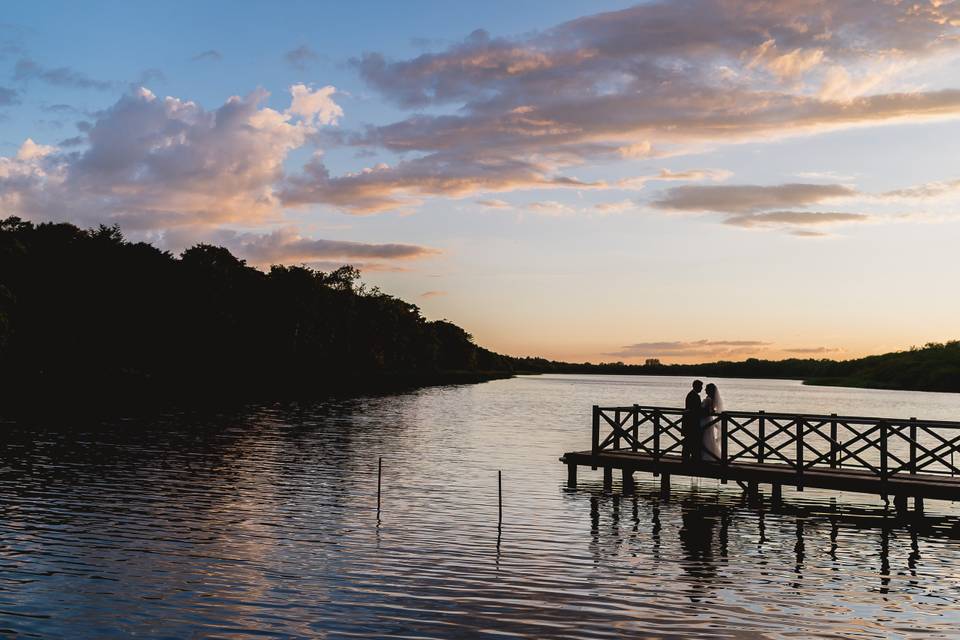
<box><xmin>1</xmin><ymin>375</ymin><xmax>960</xmax><ymax>638</ymax></box>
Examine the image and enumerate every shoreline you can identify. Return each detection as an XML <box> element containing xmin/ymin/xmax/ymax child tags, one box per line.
<box><xmin>0</xmin><ymin>370</ymin><xmax>515</xmax><ymax>419</ymax></box>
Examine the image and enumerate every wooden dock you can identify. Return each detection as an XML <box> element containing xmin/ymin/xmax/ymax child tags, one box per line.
<box><xmin>560</xmin><ymin>405</ymin><xmax>960</xmax><ymax>512</ymax></box>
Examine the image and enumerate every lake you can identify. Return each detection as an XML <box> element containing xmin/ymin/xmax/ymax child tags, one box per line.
<box><xmin>2</xmin><ymin>374</ymin><xmax>960</xmax><ymax>638</ymax></box>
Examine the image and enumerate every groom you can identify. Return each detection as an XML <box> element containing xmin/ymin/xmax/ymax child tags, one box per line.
<box><xmin>682</xmin><ymin>380</ymin><xmax>703</xmax><ymax>463</ymax></box>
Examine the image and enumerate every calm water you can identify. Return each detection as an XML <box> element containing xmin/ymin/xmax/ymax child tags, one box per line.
<box><xmin>2</xmin><ymin>375</ymin><xmax>960</xmax><ymax>639</ymax></box>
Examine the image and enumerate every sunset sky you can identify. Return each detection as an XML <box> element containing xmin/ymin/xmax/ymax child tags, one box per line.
<box><xmin>2</xmin><ymin>1</ymin><xmax>960</xmax><ymax>363</ymax></box>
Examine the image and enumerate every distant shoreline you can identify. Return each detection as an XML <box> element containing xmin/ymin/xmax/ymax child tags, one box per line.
<box><xmin>513</xmin><ymin>365</ymin><xmax>958</xmax><ymax>395</ymax></box>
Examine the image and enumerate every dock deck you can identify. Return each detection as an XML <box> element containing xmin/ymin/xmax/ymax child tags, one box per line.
<box><xmin>561</xmin><ymin>405</ymin><xmax>960</xmax><ymax>510</ymax></box>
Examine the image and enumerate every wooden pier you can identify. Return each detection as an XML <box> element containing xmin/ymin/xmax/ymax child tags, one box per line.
<box><xmin>560</xmin><ymin>405</ymin><xmax>960</xmax><ymax>511</ymax></box>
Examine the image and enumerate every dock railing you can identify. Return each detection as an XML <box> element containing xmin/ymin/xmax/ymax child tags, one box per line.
<box><xmin>592</xmin><ymin>405</ymin><xmax>960</xmax><ymax>481</ymax></box>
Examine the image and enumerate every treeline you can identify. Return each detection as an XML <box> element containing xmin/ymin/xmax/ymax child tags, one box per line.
<box><xmin>0</xmin><ymin>218</ymin><xmax>513</xmax><ymax>403</ymax></box>
<box><xmin>512</xmin><ymin>342</ymin><xmax>960</xmax><ymax>393</ymax></box>
<box><xmin>2</xmin><ymin>218</ymin><xmax>957</xmax><ymax>404</ymax></box>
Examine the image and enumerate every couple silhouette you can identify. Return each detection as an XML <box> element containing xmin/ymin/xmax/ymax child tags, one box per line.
<box><xmin>682</xmin><ymin>380</ymin><xmax>724</xmax><ymax>462</ymax></box>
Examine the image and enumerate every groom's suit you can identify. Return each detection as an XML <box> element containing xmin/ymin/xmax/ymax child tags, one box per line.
<box><xmin>682</xmin><ymin>390</ymin><xmax>702</xmax><ymax>462</ymax></box>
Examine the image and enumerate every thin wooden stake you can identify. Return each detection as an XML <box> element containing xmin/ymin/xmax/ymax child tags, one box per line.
<box><xmin>498</xmin><ymin>470</ymin><xmax>503</xmax><ymax>526</ymax></box>
<box><xmin>377</xmin><ymin>457</ymin><xmax>382</xmax><ymax>519</ymax></box>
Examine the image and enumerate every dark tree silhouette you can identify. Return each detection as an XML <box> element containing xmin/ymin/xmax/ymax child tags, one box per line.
<box><xmin>2</xmin><ymin>217</ymin><xmax>955</xmax><ymax>406</ymax></box>
<box><xmin>0</xmin><ymin>218</ymin><xmax>513</xmax><ymax>405</ymax></box>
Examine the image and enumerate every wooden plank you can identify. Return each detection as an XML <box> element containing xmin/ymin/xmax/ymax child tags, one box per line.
<box><xmin>561</xmin><ymin>450</ymin><xmax>960</xmax><ymax>501</ymax></box>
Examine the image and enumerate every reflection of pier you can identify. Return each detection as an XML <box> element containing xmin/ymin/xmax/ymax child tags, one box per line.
<box><xmin>576</xmin><ymin>485</ymin><xmax>960</xmax><ymax>598</ymax></box>
<box><xmin>561</xmin><ymin>406</ymin><xmax>960</xmax><ymax>512</ymax></box>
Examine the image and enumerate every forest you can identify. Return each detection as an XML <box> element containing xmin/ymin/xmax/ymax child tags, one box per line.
<box><xmin>513</xmin><ymin>341</ymin><xmax>960</xmax><ymax>393</ymax></box>
<box><xmin>2</xmin><ymin>217</ymin><xmax>958</xmax><ymax>407</ymax></box>
<box><xmin>0</xmin><ymin>217</ymin><xmax>513</xmax><ymax>405</ymax></box>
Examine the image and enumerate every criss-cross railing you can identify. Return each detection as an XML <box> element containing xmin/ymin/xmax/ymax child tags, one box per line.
<box><xmin>592</xmin><ymin>405</ymin><xmax>960</xmax><ymax>482</ymax></box>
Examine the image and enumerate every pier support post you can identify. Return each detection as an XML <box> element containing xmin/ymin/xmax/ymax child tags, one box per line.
<box><xmin>567</xmin><ymin>462</ymin><xmax>577</xmax><ymax>488</ymax></box>
<box><xmin>622</xmin><ymin>469</ymin><xmax>635</xmax><ymax>495</ymax></box>
<box><xmin>915</xmin><ymin>496</ymin><xmax>924</xmax><ymax>515</ymax></box>
<box><xmin>603</xmin><ymin>467</ymin><xmax>613</xmax><ymax>492</ymax></box>
<box><xmin>660</xmin><ymin>473</ymin><xmax>671</xmax><ymax>498</ymax></box>
<box><xmin>771</xmin><ymin>483</ymin><xmax>782</xmax><ymax>504</ymax></box>
<box><xmin>894</xmin><ymin>494</ymin><xmax>908</xmax><ymax>516</ymax></box>
<box><xmin>748</xmin><ymin>481</ymin><xmax>759</xmax><ymax>497</ymax></box>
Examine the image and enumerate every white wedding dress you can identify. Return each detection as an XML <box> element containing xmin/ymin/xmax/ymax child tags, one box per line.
<box><xmin>701</xmin><ymin>393</ymin><xmax>723</xmax><ymax>461</ymax></box>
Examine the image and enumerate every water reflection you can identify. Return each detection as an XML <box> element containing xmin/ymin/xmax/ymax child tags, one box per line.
<box><xmin>3</xmin><ymin>377</ymin><xmax>960</xmax><ymax>637</ymax></box>
<box><xmin>575</xmin><ymin>481</ymin><xmax>960</xmax><ymax>606</ymax></box>
<box><xmin>678</xmin><ymin>496</ymin><xmax>725</xmax><ymax>601</ymax></box>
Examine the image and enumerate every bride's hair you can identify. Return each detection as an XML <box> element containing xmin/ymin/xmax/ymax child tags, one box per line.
<box><xmin>705</xmin><ymin>383</ymin><xmax>724</xmax><ymax>412</ymax></box>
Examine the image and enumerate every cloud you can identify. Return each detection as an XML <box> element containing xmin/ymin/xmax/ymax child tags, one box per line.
<box><xmin>606</xmin><ymin>339</ymin><xmax>771</xmax><ymax>360</ymax></box>
<box><xmin>285</xmin><ymin>45</ymin><xmax>319</xmax><ymax>70</ymax></box>
<box><xmin>191</xmin><ymin>50</ymin><xmax>223</xmax><ymax>62</ymax></box>
<box><xmin>784</xmin><ymin>346</ymin><xmax>842</xmax><ymax>355</ymax></box>
<box><xmin>593</xmin><ymin>200</ymin><xmax>634</xmax><ymax>214</ymax></box>
<box><xmin>14</xmin><ymin>57</ymin><xmax>112</xmax><ymax>90</ymax></box>
<box><xmin>652</xmin><ymin>183</ymin><xmax>856</xmax><ymax>213</ymax></box>
<box><xmin>160</xmin><ymin>226</ymin><xmax>439</xmax><ymax>266</ymax></box>
<box><xmin>281</xmin><ymin>152</ymin><xmax>604</xmax><ymax>214</ymax></box>
<box><xmin>316</xmin><ymin>1</ymin><xmax>960</xmax><ymax>213</ymax></box>
<box><xmin>881</xmin><ymin>178</ymin><xmax>960</xmax><ymax>200</ymax></box>
<box><xmin>420</xmin><ymin>290</ymin><xmax>447</xmax><ymax>298</ymax></box>
<box><xmin>0</xmin><ymin>86</ymin><xmax>19</xmax><ymax>106</ymax></box>
<box><xmin>723</xmin><ymin>210</ymin><xmax>869</xmax><ymax>228</ymax></box>
<box><xmin>476</xmin><ymin>198</ymin><xmax>511</xmax><ymax>209</ymax></box>
<box><xmin>288</xmin><ymin>84</ymin><xmax>342</xmax><ymax>125</ymax></box>
<box><xmin>616</xmin><ymin>168</ymin><xmax>731</xmax><ymax>190</ymax></box>
<box><xmin>527</xmin><ymin>200</ymin><xmax>575</xmax><ymax>216</ymax></box>
<box><xmin>0</xmin><ymin>84</ymin><xmax>343</xmax><ymax>231</ymax></box>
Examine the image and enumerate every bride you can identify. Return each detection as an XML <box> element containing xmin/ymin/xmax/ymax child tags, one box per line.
<box><xmin>701</xmin><ymin>383</ymin><xmax>723</xmax><ymax>462</ymax></box>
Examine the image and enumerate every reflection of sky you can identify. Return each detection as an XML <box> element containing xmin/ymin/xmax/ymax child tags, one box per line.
<box><xmin>1</xmin><ymin>376</ymin><xmax>960</xmax><ymax>636</ymax></box>
<box><xmin>3</xmin><ymin>2</ymin><xmax>960</xmax><ymax>362</ymax></box>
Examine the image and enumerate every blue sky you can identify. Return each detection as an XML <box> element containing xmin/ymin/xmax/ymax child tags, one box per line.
<box><xmin>3</xmin><ymin>1</ymin><xmax>960</xmax><ymax>363</ymax></box>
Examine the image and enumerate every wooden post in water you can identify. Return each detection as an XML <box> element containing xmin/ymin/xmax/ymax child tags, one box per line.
<box><xmin>622</xmin><ymin>468</ymin><xmax>635</xmax><ymax>495</ymax></box>
<box><xmin>893</xmin><ymin>493</ymin><xmax>908</xmax><ymax>516</ymax></box>
<box><xmin>377</xmin><ymin>457</ymin><xmax>382</xmax><ymax>519</ymax></box>
<box><xmin>915</xmin><ymin>495</ymin><xmax>924</xmax><ymax>514</ymax></box>
<box><xmin>772</xmin><ymin>482</ymin><xmax>782</xmax><ymax>504</ymax></box>
<box><xmin>498</xmin><ymin>470</ymin><xmax>502</xmax><ymax>527</ymax></box>
<box><xmin>566</xmin><ymin>461</ymin><xmax>577</xmax><ymax>488</ymax></box>
<box><xmin>603</xmin><ymin>466</ymin><xmax>613</xmax><ymax>492</ymax></box>
<box><xmin>660</xmin><ymin>473</ymin><xmax>670</xmax><ymax>498</ymax></box>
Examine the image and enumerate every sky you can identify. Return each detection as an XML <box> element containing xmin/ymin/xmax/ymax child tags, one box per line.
<box><xmin>2</xmin><ymin>0</ymin><xmax>960</xmax><ymax>364</ymax></box>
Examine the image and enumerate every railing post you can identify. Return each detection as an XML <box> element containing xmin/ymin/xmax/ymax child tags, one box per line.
<box><xmin>830</xmin><ymin>413</ymin><xmax>838</xmax><ymax>469</ymax></box>
<box><xmin>653</xmin><ymin>409</ymin><xmax>660</xmax><ymax>463</ymax></box>
<box><xmin>796</xmin><ymin>417</ymin><xmax>804</xmax><ymax>491</ymax></box>
<box><xmin>592</xmin><ymin>405</ymin><xmax>600</xmax><ymax>470</ymax></box>
<box><xmin>719</xmin><ymin>413</ymin><xmax>728</xmax><ymax>484</ymax></box>
<box><xmin>880</xmin><ymin>420</ymin><xmax>888</xmax><ymax>484</ymax></box>
<box><xmin>632</xmin><ymin>405</ymin><xmax>639</xmax><ymax>452</ymax></box>
<box><xmin>721</xmin><ymin>413</ymin><xmax>728</xmax><ymax>467</ymax></box>
<box><xmin>758</xmin><ymin>410</ymin><xmax>765</xmax><ymax>463</ymax></box>
<box><xmin>614</xmin><ymin>409</ymin><xmax>621</xmax><ymax>451</ymax></box>
<box><xmin>909</xmin><ymin>418</ymin><xmax>917</xmax><ymax>475</ymax></box>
